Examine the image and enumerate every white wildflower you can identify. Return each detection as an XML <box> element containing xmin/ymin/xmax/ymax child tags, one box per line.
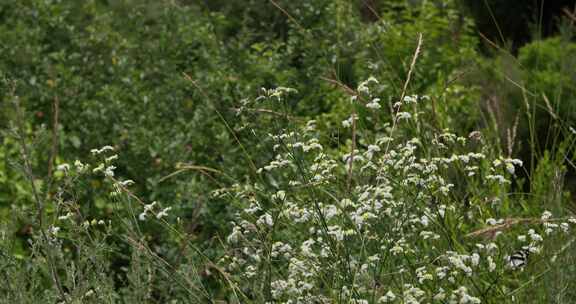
<box><xmin>139</xmin><ymin>201</ymin><xmax>157</xmax><ymax>221</ymax></box>
<box><xmin>105</xmin><ymin>154</ymin><xmax>118</xmax><ymax>163</ymax></box>
<box><xmin>56</xmin><ymin>163</ymin><xmax>70</xmax><ymax>172</ymax></box>
<box><xmin>119</xmin><ymin>179</ymin><xmax>135</xmax><ymax>186</ymax></box>
<box><xmin>58</xmin><ymin>212</ymin><xmax>73</xmax><ymax>221</ymax></box>
<box><xmin>487</xmin><ymin>256</ymin><xmax>496</xmax><ymax>272</ymax></box>
<box><xmin>378</xmin><ymin>291</ymin><xmax>396</xmax><ymax>303</ymax></box>
<box><xmin>92</xmin><ymin>163</ymin><xmax>105</xmax><ymax>173</ymax></box>
<box><xmin>471</xmin><ymin>253</ymin><xmax>480</xmax><ymax>266</ymax></box>
<box><xmin>104</xmin><ymin>165</ymin><xmax>116</xmax><ymax>177</ymax></box>
<box><xmin>396</xmin><ymin>112</ymin><xmax>411</xmax><ymax>120</ymax></box>
<box><xmin>366</xmin><ymin>98</ymin><xmax>381</xmax><ymax>109</ymax></box>
<box><xmin>528</xmin><ymin>229</ymin><xmax>543</xmax><ymax>242</ymax></box>
<box><xmin>486</xmin><ymin>174</ymin><xmax>510</xmax><ymax>184</ymax></box>
<box><xmin>257</xmin><ymin>213</ymin><xmax>274</xmax><ymax>227</ymax></box>
<box><xmin>156</xmin><ymin>207</ymin><xmax>172</xmax><ymax>219</ymax></box>
<box><xmin>227</xmin><ymin>226</ymin><xmax>242</xmax><ymax>244</ymax></box>
<box><xmin>48</xmin><ymin>226</ymin><xmax>60</xmax><ymax>235</ymax></box>
<box><xmin>91</xmin><ymin>145</ymin><xmax>114</xmax><ymax>155</ymax></box>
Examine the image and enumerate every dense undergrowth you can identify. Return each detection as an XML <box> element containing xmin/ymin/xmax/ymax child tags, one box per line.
<box><xmin>1</xmin><ymin>0</ymin><xmax>576</xmax><ymax>303</ymax></box>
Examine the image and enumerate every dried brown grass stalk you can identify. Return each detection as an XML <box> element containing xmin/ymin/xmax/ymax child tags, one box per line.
<box><xmin>506</xmin><ymin>113</ymin><xmax>519</xmax><ymax>157</ymax></box>
<box><xmin>383</xmin><ymin>33</ymin><xmax>423</xmax><ymax>155</ymax></box>
<box><xmin>269</xmin><ymin>0</ymin><xmax>305</xmax><ymax>32</ymax></box>
<box><xmin>542</xmin><ymin>93</ymin><xmax>558</xmax><ymax>120</ymax></box>
<box><xmin>230</xmin><ymin>107</ymin><xmax>300</xmax><ymax>121</ymax></box>
<box><xmin>399</xmin><ymin>33</ymin><xmax>422</xmax><ymax>106</ymax></box>
<box><xmin>466</xmin><ymin>217</ymin><xmax>561</xmax><ymax>239</ymax></box>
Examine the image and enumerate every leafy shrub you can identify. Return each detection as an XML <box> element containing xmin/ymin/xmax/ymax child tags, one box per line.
<box><xmin>518</xmin><ymin>37</ymin><xmax>576</xmax><ymax>125</ymax></box>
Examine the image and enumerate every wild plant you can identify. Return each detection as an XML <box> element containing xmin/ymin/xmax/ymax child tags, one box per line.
<box><xmin>217</xmin><ymin>80</ymin><xmax>576</xmax><ymax>303</ymax></box>
<box><xmin>1</xmin><ymin>93</ymin><xmax>212</xmax><ymax>303</ymax></box>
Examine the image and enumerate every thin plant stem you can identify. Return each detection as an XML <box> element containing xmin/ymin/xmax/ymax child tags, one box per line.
<box><xmin>11</xmin><ymin>90</ymin><xmax>68</xmax><ymax>303</ymax></box>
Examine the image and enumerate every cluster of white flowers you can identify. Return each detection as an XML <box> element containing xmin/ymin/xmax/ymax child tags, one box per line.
<box><xmin>90</xmin><ymin>145</ymin><xmax>114</xmax><ymax>155</ymax></box>
<box><xmin>55</xmin><ymin>159</ymin><xmax>92</xmax><ymax>176</ymax></box>
<box><xmin>366</xmin><ymin>97</ymin><xmax>382</xmax><ymax>109</ymax></box>
<box><xmin>92</xmin><ymin>154</ymin><xmax>117</xmax><ymax>178</ymax></box>
<box><xmin>342</xmin><ymin>114</ymin><xmax>358</xmax><ymax>128</ymax></box>
<box><xmin>256</xmin><ymin>86</ymin><xmax>298</xmax><ymax>102</ymax></box>
<box><xmin>357</xmin><ymin>76</ymin><xmax>379</xmax><ymax>95</ymax></box>
<box><xmin>139</xmin><ymin>201</ymin><xmax>157</xmax><ymax>221</ymax></box>
<box><xmin>220</xmin><ymin>78</ymin><xmax>576</xmax><ymax>303</ymax></box>
<box><xmin>56</xmin><ymin>163</ymin><xmax>70</xmax><ymax>173</ymax></box>
<box><xmin>138</xmin><ymin>202</ymin><xmax>172</xmax><ymax>221</ymax></box>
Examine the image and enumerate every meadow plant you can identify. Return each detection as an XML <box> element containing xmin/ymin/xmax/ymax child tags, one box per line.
<box><xmin>1</xmin><ymin>112</ymin><xmax>212</xmax><ymax>303</ymax></box>
<box><xmin>3</xmin><ymin>77</ymin><xmax>575</xmax><ymax>303</ymax></box>
<box><xmin>217</xmin><ymin>78</ymin><xmax>576</xmax><ymax>303</ymax></box>
<box><xmin>2</xmin><ymin>1</ymin><xmax>575</xmax><ymax>303</ymax></box>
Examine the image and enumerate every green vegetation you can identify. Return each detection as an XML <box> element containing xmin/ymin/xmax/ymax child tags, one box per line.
<box><xmin>1</xmin><ymin>1</ymin><xmax>576</xmax><ymax>303</ymax></box>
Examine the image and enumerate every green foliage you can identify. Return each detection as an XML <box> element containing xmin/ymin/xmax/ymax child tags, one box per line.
<box><xmin>518</xmin><ymin>37</ymin><xmax>576</xmax><ymax>123</ymax></box>
<box><xmin>1</xmin><ymin>0</ymin><xmax>575</xmax><ymax>302</ymax></box>
<box><xmin>467</xmin><ymin>35</ymin><xmax>576</xmax><ymax>168</ymax></box>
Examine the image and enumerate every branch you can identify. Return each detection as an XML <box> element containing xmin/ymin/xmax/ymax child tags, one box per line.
<box><xmin>46</xmin><ymin>95</ymin><xmax>60</xmax><ymax>197</ymax></box>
